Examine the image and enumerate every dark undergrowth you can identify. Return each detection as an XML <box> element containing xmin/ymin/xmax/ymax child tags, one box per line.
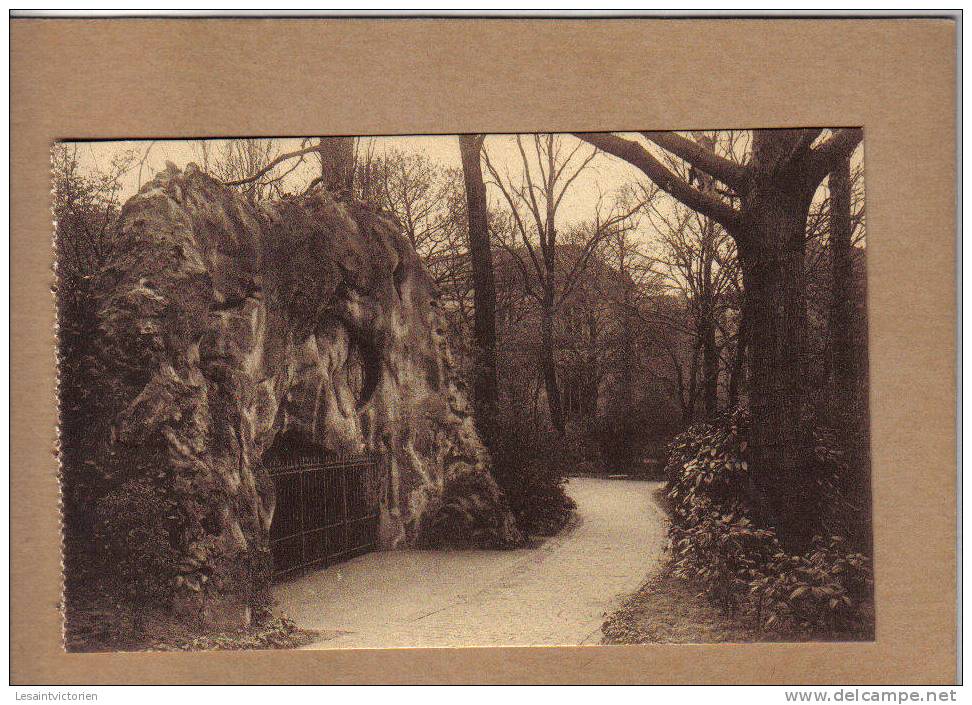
<box><xmin>602</xmin><ymin>563</ymin><xmax>874</xmax><ymax>645</ymax></box>
<box><xmin>489</xmin><ymin>417</ymin><xmax>577</xmax><ymax>540</ymax></box>
<box><xmin>604</xmin><ymin>409</ymin><xmax>874</xmax><ymax>644</ymax></box>
<box><xmin>666</xmin><ymin>410</ymin><xmax>873</xmax><ymax>639</ymax></box>
<box><xmin>144</xmin><ymin>616</ymin><xmax>318</xmax><ymax>652</ymax></box>
<box><xmin>63</xmin><ymin>580</ymin><xmax>317</xmax><ymax>652</ymax></box>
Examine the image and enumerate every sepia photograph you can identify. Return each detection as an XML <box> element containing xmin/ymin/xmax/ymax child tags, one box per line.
<box><xmin>54</xmin><ymin>129</ymin><xmax>873</xmax><ymax>652</ymax></box>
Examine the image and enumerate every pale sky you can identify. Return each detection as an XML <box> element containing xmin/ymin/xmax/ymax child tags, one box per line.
<box><xmin>65</xmin><ymin>134</ymin><xmax>666</xmax><ymax>253</ymax></box>
<box><xmin>63</xmin><ymin>133</ymin><xmax>864</xmax><ymax>267</ymax></box>
<box><xmin>69</xmin><ymin>135</ymin><xmax>649</xmax><ymax>223</ymax></box>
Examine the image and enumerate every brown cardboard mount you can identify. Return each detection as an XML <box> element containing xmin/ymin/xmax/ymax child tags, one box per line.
<box><xmin>10</xmin><ymin>17</ymin><xmax>957</xmax><ymax>684</ymax></box>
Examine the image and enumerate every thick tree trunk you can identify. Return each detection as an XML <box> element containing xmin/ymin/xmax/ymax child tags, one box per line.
<box><xmin>829</xmin><ymin>155</ymin><xmax>855</xmax><ymax>404</ymax></box>
<box><xmin>739</xmin><ymin>182</ymin><xmax>813</xmax><ymax>549</ymax></box>
<box><xmin>318</xmin><ymin>137</ymin><xmax>356</xmax><ymax>192</ymax></box>
<box><xmin>458</xmin><ymin>135</ymin><xmax>499</xmax><ymax>450</ymax></box>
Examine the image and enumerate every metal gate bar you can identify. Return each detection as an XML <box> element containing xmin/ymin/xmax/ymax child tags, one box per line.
<box><xmin>267</xmin><ymin>452</ymin><xmax>381</xmax><ymax>581</ymax></box>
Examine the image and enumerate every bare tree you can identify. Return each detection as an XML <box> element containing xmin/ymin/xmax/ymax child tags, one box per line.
<box><xmin>643</xmin><ymin>154</ymin><xmax>739</xmax><ymax>419</ymax></box>
<box><xmin>208</xmin><ymin>139</ymin><xmax>286</xmax><ymax>202</ymax></box>
<box><xmin>458</xmin><ymin>134</ymin><xmax>499</xmax><ymax>450</ymax></box>
<box><xmin>372</xmin><ymin>149</ymin><xmax>459</xmax><ymax>269</ymax></box>
<box><xmin>598</xmin><ymin>210</ymin><xmax>662</xmax><ymax>466</ymax></box>
<box><xmin>577</xmin><ymin>128</ymin><xmax>863</xmax><ymax>547</ymax></box>
<box><xmin>53</xmin><ymin>142</ymin><xmax>140</xmax><ymax>564</ymax></box>
<box><xmin>483</xmin><ymin>134</ymin><xmax>641</xmax><ymax>435</ymax></box>
<box><xmin>53</xmin><ymin>143</ymin><xmax>138</xmax><ymax>277</ymax></box>
<box><xmin>218</xmin><ymin>137</ymin><xmax>361</xmax><ymax>201</ymax></box>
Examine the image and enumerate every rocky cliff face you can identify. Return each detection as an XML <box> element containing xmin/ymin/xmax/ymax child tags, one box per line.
<box><xmin>88</xmin><ymin>164</ymin><xmax>520</xmax><ymax>627</ymax></box>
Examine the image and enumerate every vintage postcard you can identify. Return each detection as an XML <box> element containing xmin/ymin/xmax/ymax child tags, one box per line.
<box><xmin>11</xmin><ymin>15</ymin><xmax>958</xmax><ymax>687</ymax></box>
<box><xmin>55</xmin><ymin>131</ymin><xmax>873</xmax><ymax>651</ymax></box>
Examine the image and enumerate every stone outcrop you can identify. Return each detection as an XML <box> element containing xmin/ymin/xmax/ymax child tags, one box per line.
<box><xmin>89</xmin><ymin>164</ymin><xmax>520</xmax><ymax>626</ymax></box>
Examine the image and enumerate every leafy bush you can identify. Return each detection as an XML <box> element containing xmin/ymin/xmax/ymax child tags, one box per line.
<box><xmin>667</xmin><ymin>409</ymin><xmax>860</xmax><ymax>540</ymax></box>
<box><xmin>489</xmin><ymin>417</ymin><xmax>576</xmax><ymax>539</ymax></box>
<box><xmin>670</xmin><ymin>502</ymin><xmax>779</xmax><ymax>613</ymax></box>
<box><xmin>94</xmin><ymin>478</ymin><xmax>181</xmax><ymax>610</ymax></box>
<box><xmin>752</xmin><ymin>535</ymin><xmax>873</xmax><ymax>634</ymax></box>
<box><xmin>414</xmin><ymin>462</ymin><xmax>524</xmax><ymax>549</ymax></box>
<box><xmin>666</xmin><ymin>410</ymin><xmax>753</xmax><ymax>511</ymax></box>
<box><xmin>502</xmin><ymin>459</ymin><xmax>576</xmax><ymax>537</ymax></box>
<box><xmin>666</xmin><ymin>409</ymin><xmax>874</xmax><ymax>637</ymax></box>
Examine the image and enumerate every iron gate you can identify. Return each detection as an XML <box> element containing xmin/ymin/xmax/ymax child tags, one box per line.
<box><xmin>266</xmin><ymin>452</ymin><xmax>382</xmax><ymax>581</ymax></box>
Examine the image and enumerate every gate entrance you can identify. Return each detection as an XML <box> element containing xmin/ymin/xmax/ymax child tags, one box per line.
<box><xmin>266</xmin><ymin>449</ymin><xmax>382</xmax><ymax>581</ymax></box>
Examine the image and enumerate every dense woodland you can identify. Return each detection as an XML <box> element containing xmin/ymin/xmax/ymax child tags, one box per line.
<box><xmin>56</xmin><ymin>129</ymin><xmax>872</xmax><ymax>643</ymax></box>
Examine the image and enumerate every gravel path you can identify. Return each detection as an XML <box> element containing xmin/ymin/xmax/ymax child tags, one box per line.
<box><xmin>273</xmin><ymin>477</ymin><xmax>669</xmax><ymax>649</ymax></box>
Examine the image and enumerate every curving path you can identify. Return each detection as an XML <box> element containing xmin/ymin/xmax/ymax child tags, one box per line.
<box><xmin>273</xmin><ymin>477</ymin><xmax>669</xmax><ymax>649</ymax></box>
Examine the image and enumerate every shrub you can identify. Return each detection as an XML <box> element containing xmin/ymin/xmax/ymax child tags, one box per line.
<box><xmin>667</xmin><ymin>409</ymin><xmax>860</xmax><ymax>540</ymax></box>
<box><xmin>502</xmin><ymin>459</ymin><xmax>576</xmax><ymax>537</ymax></box>
<box><xmin>93</xmin><ymin>478</ymin><xmax>181</xmax><ymax>611</ymax></box>
<box><xmin>753</xmin><ymin>535</ymin><xmax>873</xmax><ymax>634</ymax></box>
<box><xmin>489</xmin><ymin>417</ymin><xmax>577</xmax><ymax>539</ymax></box>
<box><xmin>666</xmin><ymin>410</ymin><xmax>753</xmax><ymax>514</ymax></box>
<box><xmin>670</xmin><ymin>501</ymin><xmax>779</xmax><ymax>613</ymax></box>
<box><xmin>666</xmin><ymin>409</ymin><xmax>874</xmax><ymax>637</ymax></box>
<box><xmin>414</xmin><ymin>462</ymin><xmax>524</xmax><ymax>549</ymax></box>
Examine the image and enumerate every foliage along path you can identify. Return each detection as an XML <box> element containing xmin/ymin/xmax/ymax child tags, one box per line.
<box><xmin>274</xmin><ymin>477</ymin><xmax>669</xmax><ymax>649</ymax></box>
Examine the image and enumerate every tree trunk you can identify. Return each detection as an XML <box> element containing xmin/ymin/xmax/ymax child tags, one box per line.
<box><xmin>540</xmin><ymin>291</ymin><xmax>566</xmax><ymax>436</ymax></box>
<box><xmin>829</xmin><ymin>155</ymin><xmax>855</xmax><ymax>405</ymax></box>
<box><xmin>727</xmin><ymin>292</ymin><xmax>750</xmax><ymax>409</ymax></box>
<box><xmin>738</xmin><ymin>179</ymin><xmax>813</xmax><ymax>549</ymax></box>
<box><xmin>700</xmin><ymin>317</ymin><xmax>719</xmax><ymax>417</ymax></box>
<box><xmin>617</xmin><ymin>299</ymin><xmax>636</xmax><ymax>469</ymax></box>
<box><xmin>318</xmin><ymin>137</ymin><xmax>355</xmax><ymax>192</ymax></box>
<box><xmin>696</xmin><ymin>173</ymin><xmax>721</xmax><ymax>419</ymax></box>
<box><xmin>683</xmin><ymin>342</ymin><xmax>701</xmax><ymax>426</ymax></box>
<box><xmin>828</xmin><ymin>154</ymin><xmax>871</xmax><ymax>550</ymax></box>
<box><xmin>458</xmin><ymin>135</ymin><xmax>500</xmax><ymax>450</ymax></box>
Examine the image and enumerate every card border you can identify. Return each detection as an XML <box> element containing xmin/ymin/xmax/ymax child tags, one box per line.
<box><xmin>10</xmin><ymin>17</ymin><xmax>958</xmax><ymax>684</ymax></box>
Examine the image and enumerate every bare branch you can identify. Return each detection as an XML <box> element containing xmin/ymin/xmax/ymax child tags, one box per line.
<box><xmin>642</xmin><ymin>131</ymin><xmax>749</xmax><ymax>190</ymax></box>
<box><xmin>807</xmin><ymin>128</ymin><xmax>864</xmax><ymax>186</ymax></box>
<box><xmin>514</xmin><ymin>135</ymin><xmax>546</xmax><ymax>237</ymax></box>
<box><xmin>574</xmin><ymin>132</ymin><xmax>744</xmax><ymax>235</ymax></box>
<box><xmin>223</xmin><ymin>143</ymin><xmax>324</xmax><ymax>186</ymax></box>
<box><xmin>482</xmin><ymin>146</ymin><xmax>545</xmax><ymax>281</ymax></box>
<box><xmin>553</xmin><ymin>146</ymin><xmax>599</xmax><ymax>212</ymax></box>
